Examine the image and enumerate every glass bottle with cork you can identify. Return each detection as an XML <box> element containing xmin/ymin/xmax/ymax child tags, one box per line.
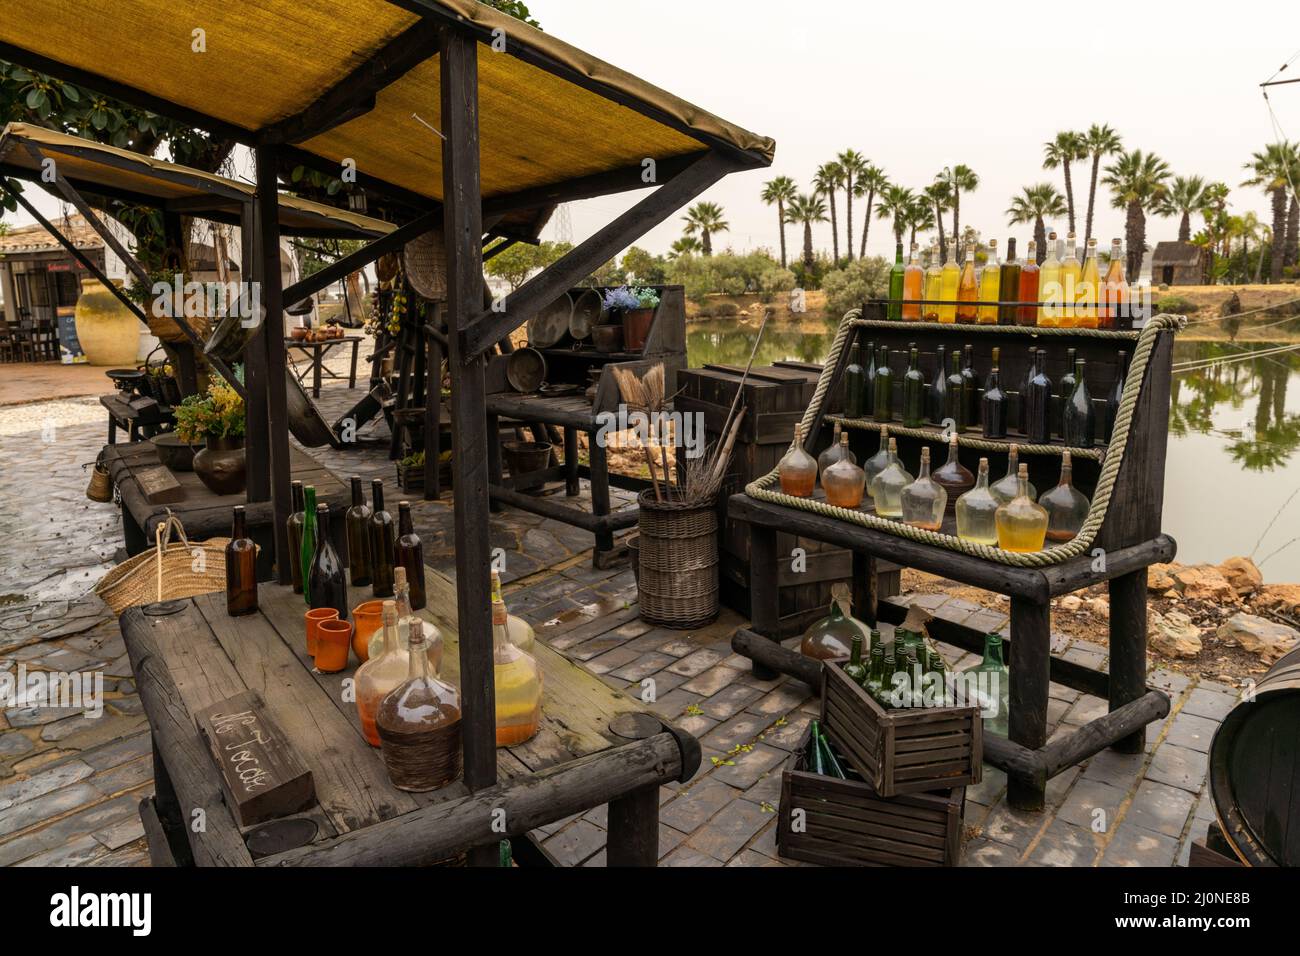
<box><xmin>308</xmin><ymin>504</ymin><xmax>348</xmax><ymax>620</ymax></box>
<box><xmin>225</xmin><ymin>505</ymin><xmax>257</xmax><ymax>616</ymax></box>
<box><xmin>369</xmin><ymin>478</ymin><xmax>396</xmax><ymax>597</ymax></box>
<box><xmin>299</xmin><ymin>483</ymin><xmax>317</xmax><ymax>605</ymax></box>
<box><xmin>376</xmin><ymin>615</ymin><xmax>463</xmax><ymax>791</ymax></box>
<box><xmin>395</xmin><ymin>500</ymin><xmax>426</xmax><ymax>609</ymax></box>
<box><xmin>345</xmin><ymin>475</ymin><xmax>373</xmax><ymax>587</ymax></box>
<box><xmin>287</xmin><ymin>479</ymin><xmax>306</xmax><ymax>595</ymax></box>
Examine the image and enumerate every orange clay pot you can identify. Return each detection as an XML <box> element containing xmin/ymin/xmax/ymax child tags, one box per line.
<box><xmin>304</xmin><ymin>607</ymin><xmax>339</xmax><ymax>658</ymax></box>
<box><xmin>351</xmin><ymin>599</ymin><xmax>386</xmax><ymax>663</ymax></box>
<box><xmin>315</xmin><ymin>619</ymin><xmax>353</xmax><ymax>673</ymax></box>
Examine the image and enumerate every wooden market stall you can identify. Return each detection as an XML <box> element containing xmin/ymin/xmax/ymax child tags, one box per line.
<box><xmin>0</xmin><ymin>0</ymin><xmax>773</xmax><ymax>865</ymax></box>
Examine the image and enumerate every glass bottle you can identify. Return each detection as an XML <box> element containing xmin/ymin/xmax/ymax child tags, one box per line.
<box><xmin>395</xmin><ymin>501</ymin><xmax>426</xmax><ymax>610</ymax></box>
<box><xmin>492</xmin><ymin>598</ymin><xmax>543</xmax><ymax>747</ymax></box>
<box><xmin>938</xmin><ymin>243</ymin><xmax>960</xmax><ymax>323</ymax></box>
<box><xmin>974</xmin><ymin>632</ymin><xmax>1010</xmax><ymax>736</ymax></box>
<box><xmin>961</xmin><ymin>345</ymin><xmax>979</xmax><ymax>429</ymax></box>
<box><xmin>1038</xmin><ymin>231</ymin><xmax>1062</xmax><ymax>327</ymax></box>
<box><xmin>1076</xmin><ymin>238</ymin><xmax>1100</xmax><ymax>328</ymax></box>
<box><xmin>843</xmin><ymin>342</ymin><xmax>865</xmax><ymax>419</ymax></box>
<box><xmin>816</xmin><ymin>727</ymin><xmax>847</xmax><ymax>779</ymax></box>
<box><xmin>869</xmin><ymin>438</ymin><xmax>913</xmax><ymax>518</ymax></box>
<box><xmin>1016</xmin><ymin>345</ymin><xmax>1037</xmax><ymax>433</ymax></box>
<box><xmin>863</xmin><ymin>426</ymin><xmax>891</xmax><ymax>499</ymax></box>
<box><xmin>818</xmin><ymin>422</ymin><xmax>854</xmax><ymax>478</ymax></box>
<box><xmin>865</xmin><ymin>643</ymin><xmax>886</xmax><ymax>699</ymax></box>
<box><xmin>923</xmin><ymin>244</ymin><xmax>943</xmax><ymax>321</ymax></box>
<box><xmin>1105</xmin><ymin>350</ymin><xmax>1128</xmax><ymax>441</ymax></box>
<box><xmin>345</xmin><ymin>475</ymin><xmax>373</xmax><ymax>588</ymax></box>
<box><xmin>901</xmin><ymin>446</ymin><xmax>947</xmax><ymax>531</ymax></box>
<box><xmin>887</xmin><ymin>241</ymin><xmax>906</xmax><ymax>320</ymax></box>
<box><xmin>1062</xmin><ymin>358</ymin><xmax>1095</xmax><ymax>448</ymax></box>
<box><xmin>225</xmin><ymin>505</ymin><xmax>257</xmax><ymax>616</ymax></box>
<box><xmin>944</xmin><ymin>350</ymin><xmax>966</xmax><ymax>430</ymax></box>
<box><xmin>1059</xmin><ymin>232</ymin><xmax>1081</xmax><ymax>326</ymax></box>
<box><xmin>287</xmin><ymin>479</ymin><xmax>305</xmax><ymax>595</ymax></box>
<box><xmin>383</xmin><ymin>566</ymin><xmax>445</xmax><ymax>675</ymax></box>
<box><xmin>308</xmin><ymin>504</ymin><xmax>348</xmax><ymax>620</ymax></box>
<box><xmin>778</xmin><ymin>423</ymin><xmax>817</xmax><ymax>497</ymax></box>
<box><xmin>995</xmin><ymin>463</ymin><xmax>1048</xmax><ymax>552</ymax></box>
<box><xmin>902</xmin><ymin>243</ymin><xmax>924</xmax><ymax>320</ymax></box>
<box><xmin>1056</xmin><ymin>348</ymin><xmax>1078</xmax><ymax>438</ymax></box>
<box><xmin>873</xmin><ymin>347</ymin><xmax>894</xmax><ymax>422</ymax></box>
<box><xmin>1017</xmin><ymin>239</ymin><xmax>1040</xmax><ymax>326</ymax></box>
<box><xmin>1040</xmin><ymin>450</ymin><xmax>1092</xmax><ymax>543</ymax></box>
<box><xmin>956</xmin><ymin>248</ymin><xmax>978</xmax><ymax>323</ymax></box>
<box><xmin>491</xmin><ymin>569</ymin><xmax>536</xmax><ymax>654</ymax></box>
<box><xmin>300</xmin><ymin>484</ymin><xmax>317</xmax><ymax>606</ymax></box>
<box><xmin>956</xmin><ymin>458</ymin><xmax>1000</xmax><ymax>545</ymax></box>
<box><xmin>823</xmin><ymin>435</ymin><xmax>867</xmax><ymax>509</ymax></box>
<box><xmin>1102</xmin><ymin>238</ymin><xmax>1128</xmax><ymax>329</ymax></box>
<box><xmin>356</xmin><ymin>601</ymin><xmax>408</xmax><ymax>746</ymax></box>
<box><xmin>998</xmin><ymin>238</ymin><xmax>1021</xmax><ymax>325</ymax></box>
<box><xmin>901</xmin><ymin>346</ymin><xmax>926</xmax><ymax>427</ymax></box>
<box><xmin>878</xmin><ymin>649</ymin><xmax>898</xmax><ymax>707</ymax></box>
<box><xmin>376</xmin><ymin>620</ymin><xmax>462</xmax><ymax>791</ymax></box>
<box><xmin>932</xmin><ymin>433</ymin><xmax>975</xmax><ymax>512</ymax></box>
<box><xmin>990</xmin><ymin>445</ymin><xmax>1038</xmax><ymax>504</ymax></box>
<box><xmin>1023</xmin><ymin>348</ymin><xmax>1053</xmax><ymax>443</ymax></box>
<box><xmin>800</xmin><ymin>589</ymin><xmax>865</xmax><ymax>660</ymax></box>
<box><xmin>843</xmin><ymin>631</ymin><xmax>868</xmax><ymax>685</ymax></box>
<box><xmin>929</xmin><ymin>344</ymin><xmax>949</xmax><ymax>425</ymax></box>
<box><xmin>369</xmin><ymin>479</ymin><xmax>396</xmax><ymax>598</ymax></box>
<box><xmin>978</xmin><ymin>239</ymin><xmax>1000</xmax><ymax>324</ymax></box>
<box><xmin>863</xmin><ymin>341</ymin><xmax>877</xmax><ymax>417</ymax></box>
<box><xmin>806</xmin><ymin>719</ymin><xmax>828</xmax><ymax>774</ymax></box>
<box><xmin>982</xmin><ymin>365</ymin><xmax>1008</xmax><ymax>438</ymax></box>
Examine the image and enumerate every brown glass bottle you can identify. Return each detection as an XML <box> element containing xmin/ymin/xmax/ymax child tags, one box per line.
<box><xmin>369</xmin><ymin>478</ymin><xmax>396</xmax><ymax>598</ymax></box>
<box><xmin>286</xmin><ymin>480</ymin><xmax>305</xmax><ymax>595</ymax></box>
<box><xmin>346</xmin><ymin>475</ymin><xmax>373</xmax><ymax>588</ymax></box>
<box><xmin>225</xmin><ymin>505</ymin><xmax>258</xmax><ymax>616</ymax></box>
<box><xmin>395</xmin><ymin>501</ymin><xmax>426</xmax><ymax>610</ymax></box>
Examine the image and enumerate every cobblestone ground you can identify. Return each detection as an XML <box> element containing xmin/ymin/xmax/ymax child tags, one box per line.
<box><xmin>0</xmin><ymin>355</ymin><xmax>1238</xmax><ymax>867</ymax></box>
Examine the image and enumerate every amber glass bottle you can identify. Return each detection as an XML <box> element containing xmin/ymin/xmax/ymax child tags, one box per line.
<box><xmin>818</xmin><ymin>422</ymin><xmax>854</xmax><ymax>478</ymax></box>
<box><xmin>1040</xmin><ymin>450</ymin><xmax>1092</xmax><ymax>543</ymax></box>
<box><xmin>345</xmin><ymin>476</ymin><xmax>373</xmax><ymax>588</ymax></box>
<box><xmin>778</xmin><ymin>424</ymin><xmax>817</xmax><ymax>497</ymax></box>
<box><xmin>932</xmin><ymin>434</ymin><xmax>975</xmax><ymax>513</ymax></box>
<box><xmin>395</xmin><ymin>501</ymin><xmax>426</xmax><ymax>610</ymax></box>
<box><xmin>1017</xmin><ymin>240</ymin><xmax>1040</xmax><ymax>326</ymax></box>
<box><xmin>998</xmin><ymin>238</ymin><xmax>1021</xmax><ymax>325</ymax></box>
<box><xmin>902</xmin><ymin>244</ymin><xmax>924</xmax><ymax>320</ymax></box>
<box><xmin>800</xmin><ymin>590</ymin><xmax>866</xmax><ymax>660</ymax></box>
<box><xmin>287</xmin><ymin>480</ymin><xmax>305</xmax><ymax>595</ymax></box>
<box><xmin>225</xmin><ymin>505</ymin><xmax>258</xmax><ymax>616</ymax></box>
<box><xmin>822</xmin><ymin>435</ymin><xmax>867</xmax><ymax>508</ymax></box>
<box><xmin>369</xmin><ymin>478</ymin><xmax>396</xmax><ymax>598</ymax></box>
<box><xmin>956</xmin><ymin>249</ymin><xmax>979</xmax><ymax>323</ymax></box>
<box><xmin>356</xmin><ymin>602</ymin><xmax>407</xmax><ymax>746</ymax></box>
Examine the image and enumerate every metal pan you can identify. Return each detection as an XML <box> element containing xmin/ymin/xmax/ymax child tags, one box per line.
<box><xmin>527</xmin><ymin>293</ymin><xmax>573</xmax><ymax>348</ymax></box>
<box><xmin>506</xmin><ymin>347</ymin><xmax>547</xmax><ymax>392</ymax></box>
<box><xmin>569</xmin><ymin>288</ymin><xmax>601</xmax><ymax>340</ymax></box>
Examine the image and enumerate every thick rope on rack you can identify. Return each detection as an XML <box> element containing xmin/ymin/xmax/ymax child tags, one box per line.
<box><xmin>826</xmin><ymin>417</ymin><xmax>1105</xmax><ymax>461</ymax></box>
<box><xmin>852</xmin><ymin>318</ymin><xmax>1142</xmax><ymax>339</ymax></box>
<box><xmin>745</xmin><ymin>311</ymin><xmax>1187</xmax><ymax>568</ymax></box>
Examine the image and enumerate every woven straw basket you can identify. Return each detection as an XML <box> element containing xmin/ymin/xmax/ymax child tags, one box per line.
<box><xmin>636</xmin><ymin>491</ymin><xmax>719</xmax><ymax>629</ymax></box>
<box><xmin>94</xmin><ymin>513</ymin><xmax>230</xmax><ymax>616</ymax></box>
<box><xmin>403</xmin><ymin>229</ymin><xmax>448</xmax><ymax>300</ymax></box>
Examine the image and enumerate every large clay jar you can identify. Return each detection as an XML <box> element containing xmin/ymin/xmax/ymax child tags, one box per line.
<box><xmin>622</xmin><ymin>307</ymin><xmax>655</xmax><ymax>351</ymax></box>
<box><xmin>74</xmin><ymin>277</ymin><xmax>141</xmax><ymax>366</ymax></box>
<box><xmin>193</xmin><ymin>435</ymin><xmax>247</xmax><ymax>495</ymax></box>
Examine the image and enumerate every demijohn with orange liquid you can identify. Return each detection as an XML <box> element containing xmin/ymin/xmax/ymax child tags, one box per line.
<box><xmin>902</xmin><ymin>243</ymin><xmax>924</xmax><ymax>320</ymax></box>
<box><xmin>492</xmin><ymin>597</ymin><xmax>542</xmax><ymax>746</ymax></box>
<box><xmin>375</xmin><ymin>612</ymin><xmax>462</xmax><ymax>791</ymax></box>
<box><xmin>356</xmin><ymin>601</ymin><xmax>409</xmax><ymax>747</ymax></box>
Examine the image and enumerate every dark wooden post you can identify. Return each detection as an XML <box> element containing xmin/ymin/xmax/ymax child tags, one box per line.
<box><xmin>852</xmin><ymin>550</ymin><xmax>878</xmax><ymax>626</ymax></box>
<box><xmin>1006</xmin><ymin>597</ymin><xmax>1051</xmax><ymax>810</ymax></box>
<box><xmin>1107</xmin><ymin>568</ymin><xmax>1148</xmax><ymax>753</ymax></box>
<box><xmin>606</xmin><ymin>713</ymin><xmax>666</xmax><ymax>866</ymax></box>
<box><xmin>159</xmin><ymin>211</ymin><xmax>200</xmax><ymax>397</ymax></box>
<box><xmin>439</xmin><ymin>26</ymin><xmax>497</xmax><ymax>867</ymax></box>
<box><xmin>748</xmin><ymin>523</ymin><xmax>780</xmax><ymax>679</ymax></box>
<box><xmin>255</xmin><ymin>147</ymin><xmax>293</xmax><ymax>584</ymax></box>
<box><xmin>424</xmin><ymin>306</ymin><xmax>443</xmax><ymax>500</ymax></box>
<box><xmin>240</xmin><ymin>200</ymin><xmax>270</xmax><ymax>504</ymax></box>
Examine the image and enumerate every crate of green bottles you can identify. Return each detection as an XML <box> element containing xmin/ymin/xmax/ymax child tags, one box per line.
<box><xmin>820</xmin><ymin>628</ymin><xmax>982</xmax><ymax>798</ymax></box>
<box><xmin>776</xmin><ymin>723</ymin><xmax>965</xmax><ymax>867</ymax></box>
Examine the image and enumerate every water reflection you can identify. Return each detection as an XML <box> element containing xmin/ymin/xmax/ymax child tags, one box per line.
<box><xmin>686</xmin><ymin>314</ymin><xmax>839</xmax><ymax>367</ymax></box>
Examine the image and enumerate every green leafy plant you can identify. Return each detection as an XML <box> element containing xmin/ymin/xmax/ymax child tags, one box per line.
<box><xmin>173</xmin><ymin>380</ymin><xmax>245</xmax><ymax>444</ymax></box>
<box><xmin>822</xmin><ymin>256</ymin><xmax>891</xmax><ymax>317</ymax></box>
<box><xmin>631</xmin><ymin>286</ymin><xmax>660</xmax><ymax>309</ymax></box>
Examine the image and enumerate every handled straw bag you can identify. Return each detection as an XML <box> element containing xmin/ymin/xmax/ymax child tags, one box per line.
<box><xmin>94</xmin><ymin>512</ymin><xmax>230</xmax><ymax>616</ymax></box>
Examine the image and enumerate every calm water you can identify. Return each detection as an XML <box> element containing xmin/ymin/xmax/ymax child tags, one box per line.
<box><xmin>687</xmin><ymin>319</ymin><xmax>1300</xmax><ymax>583</ymax></box>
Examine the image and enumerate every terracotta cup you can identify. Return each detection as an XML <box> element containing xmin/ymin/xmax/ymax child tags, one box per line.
<box><xmin>351</xmin><ymin>600</ymin><xmax>386</xmax><ymax>664</ymax></box>
<box><xmin>305</xmin><ymin>607</ymin><xmax>339</xmax><ymax>657</ymax></box>
<box><xmin>315</xmin><ymin>619</ymin><xmax>353</xmax><ymax>673</ymax></box>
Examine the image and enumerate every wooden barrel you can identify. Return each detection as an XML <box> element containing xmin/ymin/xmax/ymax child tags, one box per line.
<box><xmin>1208</xmin><ymin>643</ymin><xmax>1300</xmax><ymax>866</ymax></box>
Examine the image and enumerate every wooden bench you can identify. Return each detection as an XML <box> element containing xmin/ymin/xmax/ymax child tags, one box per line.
<box><xmin>121</xmin><ymin>567</ymin><xmax>699</xmax><ymax>867</ymax></box>
<box><xmin>99</xmin><ymin>392</ymin><xmax>173</xmax><ymax>444</ymax></box>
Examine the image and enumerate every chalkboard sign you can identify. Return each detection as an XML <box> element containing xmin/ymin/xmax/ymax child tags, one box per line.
<box><xmin>56</xmin><ymin>310</ymin><xmax>86</xmax><ymax>365</ymax></box>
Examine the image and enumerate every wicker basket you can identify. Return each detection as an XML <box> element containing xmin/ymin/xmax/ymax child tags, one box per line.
<box><xmin>403</xmin><ymin>229</ymin><xmax>447</xmax><ymax>300</ymax></box>
<box><xmin>636</xmin><ymin>490</ymin><xmax>719</xmax><ymax>629</ymax></box>
<box><xmin>93</xmin><ymin>513</ymin><xmax>230</xmax><ymax>616</ymax></box>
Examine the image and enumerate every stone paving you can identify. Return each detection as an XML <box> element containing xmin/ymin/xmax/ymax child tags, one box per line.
<box><xmin>0</xmin><ymin>354</ymin><xmax>1241</xmax><ymax>867</ymax></box>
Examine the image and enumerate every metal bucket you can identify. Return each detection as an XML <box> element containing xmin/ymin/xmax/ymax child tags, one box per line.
<box><xmin>506</xmin><ymin>347</ymin><xmax>547</xmax><ymax>392</ymax></box>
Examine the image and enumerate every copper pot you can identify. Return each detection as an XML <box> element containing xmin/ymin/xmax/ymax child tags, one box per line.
<box><xmin>193</xmin><ymin>435</ymin><xmax>247</xmax><ymax>496</ymax></box>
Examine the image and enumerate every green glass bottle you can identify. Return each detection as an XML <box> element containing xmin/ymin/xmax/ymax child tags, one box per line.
<box><xmin>843</xmin><ymin>631</ymin><xmax>867</xmax><ymax>685</ymax></box>
<box><xmin>807</xmin><ymin>719</ymin><xmax>828</xmax><ymax>774</ymax></box>
<box><xmin>369</xmin><ymin>478</ymin><xmax>397</xmax><ymax>598</ymax></box>
<box><xmin>863</xmin><ymin>341</ymin><xmax>877</xmax><ymax>417</ymax></box>
<box><xmin>904</xmin><ymin>647</ymin><xmax>922</xmax><ymax>708</ymax></box>
<box><xmin>878</xmin><ymin>650</ymin><xmax>897</xmax><ymax>707</ymax></box>
<box><xmin>345</xmin><ymin>475</ymin><xmax>373</xmax><ymax>588</ymax></box>
<box><xmin>873</xmin><ymin>347</ymin><xmax>893</xmax><ymax>423</ymax></box>
<box><xmin>300</xmin><ymin>484</ymin><xmax>317</xmax><ymax>606</ymax></box>
<box><xmin>865</xmin><ymin>643</ymin><xmax>885</xmax><ymax>700</ymax></box>
<box><xmin>844</xmin><ymin>342</ymin><xmax>865</xmax><ymax>418</ymax></box>
<box><xmin>818</xmin><ymin>729</ymin><xmax>847</xmax><ymax>779</ymax></box>
<box><xmin>975</xmin><ymin>632</ymin><xmax>1010</xmax><ymax>735</ymax></box>
<box><xmin>901</xmin><ymin>345</ymin><xmax>926</xmax><ymax>427</ymax></box>
<box><xmin>1062</xmin><ymin>358</ymin><xmax>1095</xmax><ymax>448</ymax></box>
<box><xmin>929</xmin><ymin>653</ymin><xmax>949</xmax><ymax>707</ymax></box>
<box><xmin>286</xmin><ymin>480</ymin><xmax>305</xmax><ymax>595</ymax></box>
<box><xmin>887</xmin><ymin>242</ymin><xmax>906</xmax><ymax>320</ymax></box>
<box><xmin>944</xmin><ymin>351</ymin><xmax>965</xmax><ymax>430</ymax></box>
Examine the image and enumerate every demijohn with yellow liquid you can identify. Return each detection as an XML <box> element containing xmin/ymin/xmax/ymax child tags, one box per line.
<box><xmin>492</xmin><ymin>598</ymin><xmax>542</xmax><ymax>746</ymax></box>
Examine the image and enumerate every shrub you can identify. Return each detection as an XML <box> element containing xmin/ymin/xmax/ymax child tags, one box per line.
<box><xmin>715</xmin><ymin>301</ymin><xmax>741</xmax><ymax>317</ymax></box>
<box><xmin>1155</xmin><ymin>295</ymin><xmax>1199</xmax><ymax>315</ymax></box>
<box><xmin>822</xmin><ymin>257</ymin><xmax>891</xmax><ymax>317</ymax></box>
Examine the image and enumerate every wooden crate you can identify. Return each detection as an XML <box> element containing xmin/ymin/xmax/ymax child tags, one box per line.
<box><xmin>820</xmin><ymin>658</ymin><xmax>982</xmax><ymax>797</ymax></box>
<box><xmin>777</xmin><ymin>727</ymin><xmax>964</xmax><ymax>866</ymax></box>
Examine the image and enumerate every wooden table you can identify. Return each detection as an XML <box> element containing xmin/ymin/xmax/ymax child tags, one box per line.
<box><xmin>122</xmin><ymin>568</ymin><xmax>699</xmax><ymax>867</ymax></box>
<box><xmin>99</xmin><ymin>392</ymin><xmax>173</xmax><ymax>443</ymax></box>
<box><xmin>103</xmin><ymin>440</ymin><xmax>349</xmax><ymax>580</ymax></box>
<box><xmin>285</xmin><ymin>334</ymin><xmax>362</xmax><ymax>398</ymax></box>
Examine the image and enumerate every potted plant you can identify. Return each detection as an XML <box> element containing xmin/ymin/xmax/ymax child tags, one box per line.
<box><xmin>623</xmin><ymin>286</ymin><xmax>660</xmax><ymax>351</ymax></box>
<box><xmin>174</xmin><ymin>379</ymin><xmax>247</xmax><ymax>495</ymax></box>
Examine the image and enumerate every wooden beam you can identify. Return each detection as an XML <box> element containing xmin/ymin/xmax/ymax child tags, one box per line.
<box><xmin>439</xmin><ymin>27</ymin><xmax>496</xmax><ymax>868</ymax></box>
<box><xmin>461</xmin><ymin>150</ymin><xmax>736</xmax><ymax>358</ymax></box>
<box><xmin>241</xmin><ymin>201</ymin><xmax>271</xmax><ymax>504</ymax></box>
<box><xmin>258</xmin><ymin>21</ymin><xmax>439</xmax><ymax>145</ymax></box>
<box><xmin>281</xmin><ymin>208</ymin><xmax>440</xmax><ymax>305</ymax></box>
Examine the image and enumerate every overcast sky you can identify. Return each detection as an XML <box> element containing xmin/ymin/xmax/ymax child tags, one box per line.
<box><xmin>10</xmin><ymin>0</ymin><xmax>1298</xmax><ymax>264</ymax></box>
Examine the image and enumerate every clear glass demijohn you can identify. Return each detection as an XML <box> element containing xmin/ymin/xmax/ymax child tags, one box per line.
<box><xmin>955</xmin><ymin>457</ymin><xmax>1000</xmax><ymax>546</ymax></box>
<box><xmin>1039</xmin><ymin>450</ymin><xmax>1091</xmax><ymax>543</ymax></box>
<box><xmin>870</xmin><ymin>437</ymin><xmax>913</xmax><ymax>518</ymax></box>
<box><xmin>901</xmin><ymin>446</ymin><xmax>947</xmax><ymax>531</ymax></box>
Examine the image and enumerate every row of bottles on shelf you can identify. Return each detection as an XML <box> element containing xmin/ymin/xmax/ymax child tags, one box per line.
<box><xmin>844</xmin><ymin>341</ymin><xmax>1128</xmax><ymax>447</ymax></box>
<box><xmin>781</xmin><ymin>426</ymin><xmax>1090</xmax><ymax>552</ymax></box>
<box><xmin>885</xmin><ymin>233</ymin><xmax>1133</xmax><ymax>328</ymax></box>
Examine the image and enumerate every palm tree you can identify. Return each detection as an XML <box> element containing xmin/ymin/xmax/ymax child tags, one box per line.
<box><xmin>855</xmin><ymin>165</ymin><xmax>889</xmax><ymax>259</ymax></box>
<box><xmin>923</xmin><ymin>181</ymin><xmax>954</xmax><ymax>260</ymax></box>
<box><xmin>1042</xmin><ymin>131</ymin><xmax>1088</xmax><ymax>235</ymax></box>
<box><xmin>837</xmin><ymin>150</ymin><xmax>868</xmax><ymax>262</ymax></box>
<box><xmin>1287</xmin><ymin>188</ymin><xmax>1299</xmax><ymax>272</ymax></box>
<box><xmin>905</xmin><ymin>194</ymin><xmax>935</xmax><ymax>249</ymax></box>
<box><xmin>785</xmin><ymin>193</ymin><xmax>828</xmax><ymax>272</ymax></box>
<box><xmin>1242</xmin><ymin>142</ymin><xmax>1297</xmax><ymax>283</ymax></box>
<box><xmin>1006</xmin><ymin>183</ymin><xmax>1067</xmax><ymax>264</ymax></box>
<box><xmin>1081</xmin><ymin>124</ymin><xmax>1123</xmax><ymax>248</ymax></box>
<box><xmin>876</xmin><ymin>185</ymin><xmax>917</xmax><ymax>246</ymax></box>
<box><xmin>1236</xmin><ymin>211</ymin><xmax>1261</xmax><ymax>278</ymax></box>
<box><xmin>1103</xmin><ymin>149</ymin><xmax>1171</xmax><ymax>279</ymax></box>
<box><xmin>682</xmin><ymin>201</ymin><xmax>728</xmax><ymax>256</ymax></box>
<box><xmin>936</xmin><ymin>165</ymin><xmax>979</xmax><ymax>258</ymax></box>
<box><xmin>668</xmin><ymin>236</ymin><xmax>702</xmax><ymax>259</ymax></box>
<box><xmin>761</xmin><ymin>176</ymin><xmax>798</xmax><ymax>268</ymax></box>
<box><xmin>813</xmin><ymin>162</ymin><xmax>845</xmax><ymax>265</ymax></box>
<box><xmin>1156</xmin><ymin>175</ymin><xmax>1210</xmax><ymax>242</ymax></box>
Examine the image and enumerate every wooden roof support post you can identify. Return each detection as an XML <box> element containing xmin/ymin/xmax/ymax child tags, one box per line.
<box><xmin>438</xmin><ymin>25</ymin><xmax>497</xmax><ymax>867</ymax></box>
<box><xmin>240</xmin><ymin>199</ymin><xmax>271</xmax><ymax>504</ymax></box>
<box><xmin>255</xmin><ymin>147</ymin><xmax>293</xmax><ymax>584</ymax></box>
